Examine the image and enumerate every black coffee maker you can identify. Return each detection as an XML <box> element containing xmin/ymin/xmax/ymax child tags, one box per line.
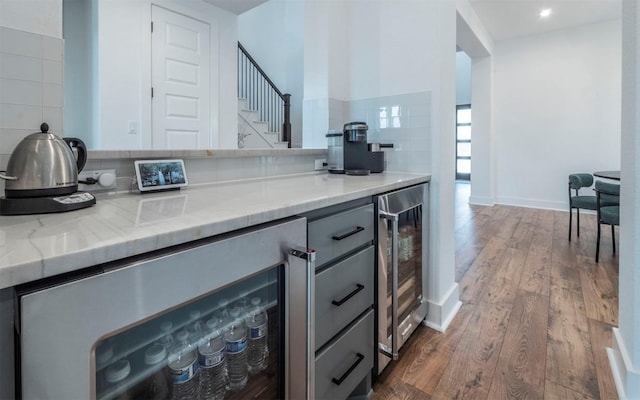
<box><xmin>343</xmin><ymin>122</ymin><xmax>370</xmax><ymax>175</ymax></box>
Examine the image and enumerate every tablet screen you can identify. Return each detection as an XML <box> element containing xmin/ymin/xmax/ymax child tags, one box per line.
<box><xmin>134</xmin><ymin>159</ymin><xmax>189</xmax><ymax>192</ymax></box>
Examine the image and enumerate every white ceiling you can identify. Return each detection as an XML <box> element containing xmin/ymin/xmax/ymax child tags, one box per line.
<box><xmin>468</xmin><ymin>0</ymin><xmax>622</xmax><ymax>41</ymax></box>
<box><xmin>204</xmin><ymin>0</ymin><xmax>621</xmax><ymax>41</ymax></box>
<box><xmin>203</xmin><ymin>0</ymin><xmax>268</xmax><ymax>15</ymax></box>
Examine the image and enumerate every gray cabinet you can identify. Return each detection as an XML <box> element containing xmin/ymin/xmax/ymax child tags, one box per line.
<box><xmin>315</xmin><ymin>246</ymin><xmax>374</xmax><ymax>349</ymax></box>
<box><xmin>308</xmin><ymin>203</ymin><xmax>374</xmax><ymax>269</ymax></box>
<box><xmin>306</xmin><ymin>199</ymin><xmax>375</xmax><ymax>400</ymax></box>
<box><xmin>315</xmin><ymin>310</ymin><xmax>374</xmax><ymax>400</ymax></box>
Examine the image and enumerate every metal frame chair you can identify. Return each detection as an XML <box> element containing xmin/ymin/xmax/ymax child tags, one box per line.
<box><xmin>595</xmin><ymin>180</ymin><xmax>620</xmax><ymax>263</ymax></box>
<box><xmin>568</xmin><ymin>173</ymin><xmax>597</xmax><ymax>241</ymax></box>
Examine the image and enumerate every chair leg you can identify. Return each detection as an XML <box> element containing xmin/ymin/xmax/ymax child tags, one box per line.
<box><xmin>569</xmin><ymin>207</ymin><xmax>573</xmax><ymax>241</ymax></box>
<box><xmin>596</xmin><ymin>221</ymin><xmax>601</xmax><ymax>263</ymax></box>
<box><xmin>577</xmin><ymin>208</ymin><xmax>580</xmax><ymax>237</ymax></box>
<box><xmin>612</xmin><ymin>225</ymin><xmax>616</xmax><ymax>254</ymax></box>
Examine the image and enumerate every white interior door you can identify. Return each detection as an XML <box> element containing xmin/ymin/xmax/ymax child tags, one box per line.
<box><xmin>152</xmin><ymin>6</ymin><xmax>210</xmax><ymax>149</ymax></box>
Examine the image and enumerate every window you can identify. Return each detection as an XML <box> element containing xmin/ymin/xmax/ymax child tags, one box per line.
<box><xmin>456</xmin><ymin>105</ymin><xmax>471</xmax><ymax>181</ymax></box>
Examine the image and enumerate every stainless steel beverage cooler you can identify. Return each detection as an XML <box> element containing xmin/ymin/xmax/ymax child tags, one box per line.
<box><xmin>376</xmin><ymin>184</ymin><xmax>429</xmax><ymax>374</ymax></box>
<box><xmin>16</xmin><ymin>217</ymin><xmax>314</xmax><ymax>400</ymax></box>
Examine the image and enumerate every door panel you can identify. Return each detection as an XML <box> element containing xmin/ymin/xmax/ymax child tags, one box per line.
<box><xmin>152</xmin><ymin>6</ymin><xmax>210</xmax><ymax>149</ymax></box>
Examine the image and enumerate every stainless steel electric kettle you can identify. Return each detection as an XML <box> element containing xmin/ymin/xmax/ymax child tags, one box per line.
<box><xmin>0</xmin><ymin>123</ymin><xmax>87</xmax><ymax>198</ymax></box>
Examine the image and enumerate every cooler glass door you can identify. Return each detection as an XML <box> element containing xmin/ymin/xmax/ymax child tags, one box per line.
<box><xmin>377</xmin><ymin>184</ymin><xmax>428</xmax><ymax>374</ymax></box>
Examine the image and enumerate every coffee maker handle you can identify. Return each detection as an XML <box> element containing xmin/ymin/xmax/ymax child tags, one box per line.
<box><xmin>63</xmin><ymin>137</ymin><xmax>88</xmax><ymax>173</ymax></box>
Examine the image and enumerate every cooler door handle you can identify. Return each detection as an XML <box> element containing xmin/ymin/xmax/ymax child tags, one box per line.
<box><xmin>288</xmin><ymin>248</ymin><xmax>317</xmax><ymax>400</ymax></box>
<box><xmin>379</xmin><ymin>211</ymin><xmax>399</xmax><ymax>360</ymax></box>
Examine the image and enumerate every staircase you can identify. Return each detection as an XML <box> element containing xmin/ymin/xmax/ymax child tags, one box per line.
<box><xmin>237</xmin><ymin>42</ymin><xmax>291</xmax><ymax>149</ymax></box>
<box><xmin>237</xmin><ymin>98</ymin><xmax>289</xmax><ymax>149</ymax></box>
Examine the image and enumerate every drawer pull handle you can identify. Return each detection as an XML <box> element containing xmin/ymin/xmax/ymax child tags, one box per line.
<box><xmin>331</xmin><ymin>353</ymin><xmax>365</xmax><ymax>386</ymax></box>
<box><xmin>332</xmin><ymin>226</ymin><xmax>365</xmax><ymax>241</ymax></box>
<box><xmin>332</xmin><ymin>284</ymin><xmax>365</xmax><ymax>306</ymax></box>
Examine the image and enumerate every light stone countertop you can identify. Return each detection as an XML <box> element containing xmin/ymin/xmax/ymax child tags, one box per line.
<box><xmin>0</xmin><ymin>171</ymin><xmax>430</xmax><ymax>289</ymax></box>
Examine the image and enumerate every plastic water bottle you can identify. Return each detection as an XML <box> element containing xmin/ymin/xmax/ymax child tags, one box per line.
<box><xmin>245</xmin><ymin>297</ymin><xmax>269</xmax><ymax>373</ymax></box>
<box><xmin>135</xmin><ymin>344</ymin><xmax>169</xmax><ymax>400</ymax></box>
<box><xmin>216</xmin><ymin>299</ymin><xmax>230</xmax><ymax>323</ymax></box>
<box><xmin>157</xmin><ymin>321</ymin><xmax>175</xmax><ymax>349</ymax></box>
<box><xmin>198</xmin><ymin>318</ymin><xmax>228</xmax><ymax>400</ymax></box>
<box><xmin>224</xmin><ymin>307</ymin><xmax>248</xmax><ymax>391</ymax></box>
<box><xmin>105</xmin><ymin>358</ymin><xmax>134</xmax><ymax>400</ymax></box>
<box><xmin>96</xmin><ymin>341</ymin><xmax>115</xmax><ymax>370</ymax></box>
<box><xmin>167</xmin><ymin>330</ymin><xmax>199</xmax><ymax>400</ymax></box>
<box><xmin>187</xmin><ymin>310</ymin><xmax>205</xmax><ymax>344</ymax></box>
<box><xmin>95</xmin><ymin>341</ymin><xmax>115</xmax><ymax>393</ymax></box>
<box><xmin>234</xmin><ymin>291</ymin><xmax>250</xmax><ymax>316</ymax></box>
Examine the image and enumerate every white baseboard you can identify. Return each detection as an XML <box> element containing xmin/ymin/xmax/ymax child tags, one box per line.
<box><xmin>607</xmin><ymin>327</ymin><xmax>640</xmax><ymax>399</ymax></box>
<box><xmin>468</xmin><ymin>195</ymin><xmax>494</xmax><ymax>206</ymax></box>
<box><xmin>495</xmin><ymin>196</ymin><xmax>566</xmax><ymax>211</ymax></box>
<box><xmin>424</xmin><ymin>283</ymin><xmax>462</xmax><ymax>332</ymax></box>
<box><xmin>468</xmin><ymin>195</ymin><xmax>573</xmax><ymax>212</ymax></box>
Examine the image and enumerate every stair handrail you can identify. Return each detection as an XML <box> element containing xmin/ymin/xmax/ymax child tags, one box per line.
<box><xmin>238</xmin><ymin>42</ymin><xmax>291</xmax><ymax>147</ymax></box>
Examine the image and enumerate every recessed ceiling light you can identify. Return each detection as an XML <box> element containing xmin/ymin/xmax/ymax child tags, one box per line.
<box><xmin>539</xmin><ymin>8</ymin><xmax>552</xmax><ymax>18</ymax></box>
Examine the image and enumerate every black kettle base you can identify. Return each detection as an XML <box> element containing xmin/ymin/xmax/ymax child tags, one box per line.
<box><xmin>0</xmin><ymin>192</ymin><xmax>96</xmax><ymax>216</ymax></box>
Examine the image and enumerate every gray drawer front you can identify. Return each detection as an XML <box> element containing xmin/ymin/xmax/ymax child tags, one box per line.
<box><xmin>315</xmin><ymin>309</ymin><xmax>374</xmax><ymax>400</ymax></box>
<box><xmin>315</xmin><ymin>246</ymin><xmax>374</xmax><ymax>349</ymax></box>
<box><xmin>308</xmin><ymin>204</ymin><xmax>374</xmax><ymax>268</ymax></box>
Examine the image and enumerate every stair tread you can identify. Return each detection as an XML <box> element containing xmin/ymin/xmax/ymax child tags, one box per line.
<box><xmin>238</xmin><ymin>97</ymin><xmax>287</xmax><ymax>148</ymax></box>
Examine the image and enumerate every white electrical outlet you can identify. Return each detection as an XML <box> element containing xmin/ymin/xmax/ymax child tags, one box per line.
<box><xmin>78</xmin><ymin>169</ymin><xmax>117</xmax><ymax>192</ymax></box>
<box><xmin>314</xmin><ymin>158</ymin><xmax>327</xmax><ymax>171</ymax></box>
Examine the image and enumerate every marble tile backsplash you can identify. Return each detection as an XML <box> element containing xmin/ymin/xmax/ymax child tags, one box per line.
<box><xmin>307</xmin><ymin>91</ymin><xmax>432</xmax><ymax>174</ymax></box>
<box><xmin>329</xmin><ymin>91</ymin><xmax>432</xmax><ymax>173</ymax></box>
<box><xmin>83</xmin><ymin>150</ymin><xmax>327</xmax><ymax>193</ymax></box>
<box><xmin>359</xmin><ymin>92</ymin><xmax>432</xmax><ymax>169</ymax></box>
<box><xmin>0</xmin><ymin>26</ymin><xmax>64</xmax><ymax>159</ymax></box>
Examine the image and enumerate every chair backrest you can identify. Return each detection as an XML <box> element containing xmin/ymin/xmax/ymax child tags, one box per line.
<box><xmin>595</xmin><ymin>180</ymin><xmax>620</xmax><ymax>196</ymax></box>
<box><xmin>569</xmin><ymin>173</ymin><xmax>594</xmax><ymax>190</ymax></box>
<box><xmin>595</xmin><ymin>180</ymin><xmax>621</xmax><ymax>211</ymax></box>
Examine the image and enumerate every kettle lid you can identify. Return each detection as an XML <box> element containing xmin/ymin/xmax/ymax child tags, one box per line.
<box><xmin>22</xmin><ymin>122</ymin><xmax>59</xmax><ymax>140</ymax></box>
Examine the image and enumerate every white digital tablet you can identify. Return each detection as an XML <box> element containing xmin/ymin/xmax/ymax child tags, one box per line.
<box><xmin>134</xmin><ymin>159</ymin><xmax>188</xmax><ymax>192</ymax></box>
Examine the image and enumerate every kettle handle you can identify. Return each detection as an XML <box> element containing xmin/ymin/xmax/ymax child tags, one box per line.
<box><xmin>0</xmin><ymin>172</ymin><xmax>18</xmax><ymax>181</ymax></box>
<box><xmin>63</xmin><ymin>137</ymin><xmax>88</xmax><ymax>173</ymax></box>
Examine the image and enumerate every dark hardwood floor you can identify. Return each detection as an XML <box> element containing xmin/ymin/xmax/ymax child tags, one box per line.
<box><xmin>371</xmin><ymin>182</ymin><xmax>619</xmax><ymax>400</ymax></box>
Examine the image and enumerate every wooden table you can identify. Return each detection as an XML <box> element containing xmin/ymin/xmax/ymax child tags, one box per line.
<box><xmin>594</xmin><ymin>170</ymin><xmax>620</xmax><ymax>180</ymax></box>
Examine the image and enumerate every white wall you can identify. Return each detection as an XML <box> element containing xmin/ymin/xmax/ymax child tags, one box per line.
<box><xmin>493</xmin><ymin>19</ymin><xmax>622</xmax><ymax>210</ymax></box>
<box><xmin>94</xmin><ymin>0</ymin><xmax>237</xmax><ymax>150</ymax></box>
<box><xmin>300</xmin><ymin>0</ymin><xmax>349</xmax><ymax>147</ymax></box>
<box><xmin>455</xmin><ymin>1</ymin><xmax>495</xmax><ymax>207</ymax></box>
<box><xmin>63</xmin><ymin>0</ymin><xmax>95</xmax><ymax>147</ymax></box>
<box><xmin>469</xmin><ymin>55</ymin><xmax>494</xmax><ymax>205</ymax></box>
<box><xmin>610</xmin><ymin>0</ymin><xmax>640</xmax><ymax>397</ymax></box>
<box><xmin>456</xmin><ymin>51</ymin><xmax>471</xmax><ymax>105</ymax></box>
<box><xmin>0</xmin><ymin>0</ymin><xmax>62</xmax><ymax>37</ymax></box>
